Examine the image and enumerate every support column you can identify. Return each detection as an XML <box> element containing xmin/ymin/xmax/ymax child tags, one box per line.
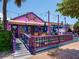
<box><xmin>58</xmin><ymin>15</ymin><xmax>59</xmax><ymax>35</ymax></box>
<box><xmin>48</xmin><ymin>11</ymin><xmax>50</xmax><ymax>34</ymax></box>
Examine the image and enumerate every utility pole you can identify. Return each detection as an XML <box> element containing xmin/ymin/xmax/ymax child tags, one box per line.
<box><xmin>64</xmin><ymin>17</ymin><xmax>66</xmax><ymax>25</ymax></box>
<box><xmin>58</xmin><ymin>15</ymin><xmax>59</xmax><ymax>35</ymax></box>
<box><xmin>64</xmin><ymin>17</ymin><xmax>67</xmax><ymax>31</ymax></box>
<box><xmin>48</xmin><ymin>11</ymin><xmax>50</xmax><ymax>34</ymax></box>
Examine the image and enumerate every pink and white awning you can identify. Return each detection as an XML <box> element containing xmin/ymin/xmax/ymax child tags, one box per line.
<box><xmin>8</xmin><ymin>20</ymin><xmax>44</xmax><ymax>26</ymax></box>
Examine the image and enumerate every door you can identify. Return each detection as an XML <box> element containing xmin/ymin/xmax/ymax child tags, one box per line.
<box><xmin>12</xmin><ymin>25</ymin><xmax>18</xmax><ymax>38</ymax></box>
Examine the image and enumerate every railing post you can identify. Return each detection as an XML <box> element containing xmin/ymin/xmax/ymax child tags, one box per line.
<box><xmin>57</xmin><ymin>35</ymin><xmax>60</xmax><ymax>47</ymax></box>
<box><xmin>29</xmin><ymin>37</ymin><xmax>36</xmax><ymax>55</ymax></box>
<box><xmin>12</xmin><ymin>34</ymin><xmax>16</xmax><ymax>53</ymax></box>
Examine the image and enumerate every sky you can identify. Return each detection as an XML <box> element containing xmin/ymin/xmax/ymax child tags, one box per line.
<box><xmin>0</xmin><ymin>0</ymin><xmax>77</xmax><ymax>24</ymax></box>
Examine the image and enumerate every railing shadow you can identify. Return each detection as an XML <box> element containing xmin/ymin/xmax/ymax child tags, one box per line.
<box><xmin>59</xmin><ymin>37</ymin><xmax>79</xmax><ymax>47</ymax></box>
<box><xmin>48</xmin><ymin>48</ymin><xmax>79</xmax><ymax>59</ymax></box>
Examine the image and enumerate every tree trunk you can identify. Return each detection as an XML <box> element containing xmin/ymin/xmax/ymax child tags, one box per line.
<box><xmin>3</xmin><ymin>0</ymin><xmax>7</xmax><ymax>30</ymax></box>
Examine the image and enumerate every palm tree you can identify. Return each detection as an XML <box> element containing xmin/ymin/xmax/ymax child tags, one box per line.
<box><xmin>1</xmin><ymin>0</ymin><xmax>26</xmax><ymax>30</ymax></box>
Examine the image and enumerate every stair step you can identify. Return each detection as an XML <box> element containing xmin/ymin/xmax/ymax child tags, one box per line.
<box><xmin>13</xmin><ymin>53</ymin><xmax>31</xmax><ymax>57</ymax></box>
<box><xmin>17</xmin><ymin>50</ymin><xmax>30</xmax><ymax>52</ymax></box>
<box><xmin>15</xmin><ymin>51</ymin><xmax>30</xmax><ymax>54</ymax></box>
<box><xmin>13</xmin><ymin>55</ymin><xmax>33</xmax><ymax>59</ymax></box>
<box><xmin>12</xmin><ymin>50</ymin><xmax>31</xmax><ymax>57</ymax></box>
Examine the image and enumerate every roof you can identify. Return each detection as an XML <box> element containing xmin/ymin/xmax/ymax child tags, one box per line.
<box><xmin>9</xmin><ymin>12</ymin><xmax>45</xmax><ymax>26</ymax></box>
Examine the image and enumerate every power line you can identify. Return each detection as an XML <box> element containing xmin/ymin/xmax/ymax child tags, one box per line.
<box><xmin>7</xmin><ymin>9</ymin><xmax>21</xmax><ymax>16</ymax></box>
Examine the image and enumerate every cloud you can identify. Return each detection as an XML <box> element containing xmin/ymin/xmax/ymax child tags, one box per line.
<box><xmin>0</xmin><ymin>13</ymin><xmax>3</xmax><ymax>18</ymax></box>
<box><xmin>0</xmin><ymin>12</ymin><xmax>10</xmax><ymax>20</ymax></box>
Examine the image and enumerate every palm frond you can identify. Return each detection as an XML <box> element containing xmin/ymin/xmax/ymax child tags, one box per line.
<box><xmin>15</xmin><ymin>0</ymin><xmax>26</xmax><ymax>7</ymax></box>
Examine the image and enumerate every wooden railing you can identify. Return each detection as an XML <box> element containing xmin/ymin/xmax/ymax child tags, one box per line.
<box><xmin>28</xmin><ymin>34</ymin><xmax>73</xmax><ymax>54</ymax></box>
<box><xmin>12</xmin><ymin>32</ymin><xmax>73</xmax><ymax>55</ymax></box>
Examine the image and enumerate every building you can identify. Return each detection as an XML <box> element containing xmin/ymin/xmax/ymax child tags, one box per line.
<box><xmin>8</xmin><ymin>12</ymin><xmax>47</xmax><ymax>37</ymax></box>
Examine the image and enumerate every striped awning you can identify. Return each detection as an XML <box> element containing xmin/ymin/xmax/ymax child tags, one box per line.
<box><xmin>8</xmin><ymin>20</ymin><xmax>44</xmax><ymax>26</ymax></box>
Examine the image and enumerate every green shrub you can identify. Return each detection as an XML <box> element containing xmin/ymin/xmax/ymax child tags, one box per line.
<box><xmin>74</xmin><ymin>21</ymin><xmax>79</xmax><ymax>34</ymax></box>
<box><xmin>0</xmin><ymin>30</ymin><xmax>13</xmax><ymax>51</ymax></box>
<box><xmin>0</xmin><ymin>25</ymin><xmax>3</xmax><ymax>29</ymax></box>
<box><xmin>0</xmin><ymin>23</ymin><xmax>3</xmax><ymax>30</ymax></box>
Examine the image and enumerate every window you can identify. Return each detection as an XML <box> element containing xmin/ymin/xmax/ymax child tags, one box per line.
<box><xmin>34</xmin><ymin>26</ymin><xmax>39</xmax><ymax>32</ymax></box>
<box><xmin>24</xmin><ymin>25</ymin><xmax>28</xmax><ymax>32</ymax></box>
<box><xmin>12</xmin><ymin>25</ymin><xmax>17</xmax><ymax>30</ymax></box>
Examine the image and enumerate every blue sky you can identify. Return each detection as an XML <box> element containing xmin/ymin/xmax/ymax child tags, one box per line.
<box><xmin>0</xmin><ymin>0</ymin><xmax>77</xmax><ymax>24</ymax></box>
